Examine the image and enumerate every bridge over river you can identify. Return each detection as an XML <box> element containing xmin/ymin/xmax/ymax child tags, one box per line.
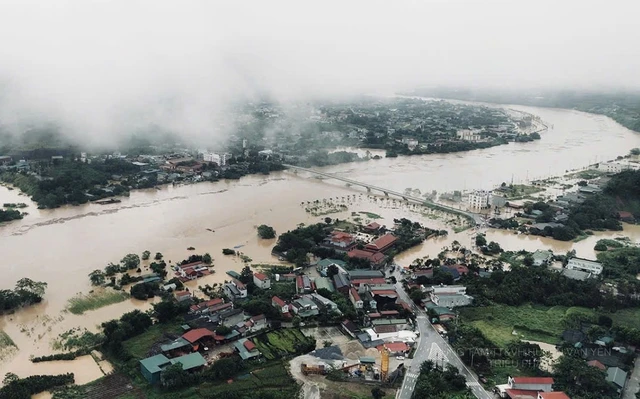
<box><xmin>283</xmin><ymin>164</ymin><xmax>484</xmax><ymax>226</ymax></box>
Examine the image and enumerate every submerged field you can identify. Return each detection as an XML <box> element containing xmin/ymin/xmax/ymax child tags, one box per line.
<box><xmin>66</xmin><ymin>289</ymin><xmax>130</xmax><ymax>315</ymax></box>
<box><xmin>0</xmin><ymin>330</ymin><xmax>17</xmax><ymax>361</ymax></box>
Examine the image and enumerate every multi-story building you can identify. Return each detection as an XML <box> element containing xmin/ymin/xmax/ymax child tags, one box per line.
<box><xmin>468</xmin><ymin>190</ymin><xmax>491</xmax><ymax>209</ymax></box>
<box><xmin>429</xmin><ymin>285</ymin><xmax>473</xmax><ymax>308</ymax></box>
<box><xmin>566</xmin><ymin>257</ymin><xmax>603</xmax><ymax>275</ymax></box>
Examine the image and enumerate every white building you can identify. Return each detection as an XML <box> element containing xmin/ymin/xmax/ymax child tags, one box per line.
<box><xmin>430</xmin><ymin>285</ymin><xmax>473</xmax><ymax>308</ymax></box>
<box><xmin>598</xmin><ymin>162</ymin><xmax>640</xmax><ymax>174</ymax></box>
<box><xmin>456</xmin><ymin>129</ymin><xmax>481</xmax><ymax>142</ymax></box>
<box><xmin>203</xmin><ymin>152</ymin><xmax>232</xmax><ymax>166</ymax></box>
<box><xmin>566</xmin><ymin>257</ymin><xmax>603</xmax><ymax>275</ymax></box>
<box><xmin>253</xmin><ymin>272</ymin><xmax>271</xmax><ymax>289</ymax></box>
<box><xmin>203</xmin><ymin>152</ymin><xmax>221</xmax><ymax>165</ymax></box>
<box><xmin>468</xmin><ymin>190</ymin><xmax>491</xmax><ymax>209</ymax></box>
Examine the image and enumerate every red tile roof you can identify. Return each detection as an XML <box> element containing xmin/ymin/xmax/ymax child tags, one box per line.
<box><xmin>329</xmin><ymin>231</ymin><xmax>355</xmax><ymax>243</ymax></box>
<box><xmin>538</xmin><ymin>393</ymin><xmax>571</xmax><ymax>399</ymax></box>
<box><xmin>182</xmin><ymin>328</ymin><xmax>215</xmax><ymax>344</ymax></box>
<box><xmin>253</xmin><ymin>272</ymin><xmax>268</xmax><ymax>281</ymax></box>
<box><xmin>365</xmin><ymin>234</ymin><xmax>397</xmax><ymax>251</ymax></box>
<box><xmin>380</xmin><ymin>310</ymin><xmax>399</xmax><ymax>316</ymax></box>
<box><xmin>587</xmin><ymin>359</ymin><xmax>606</xmax><ymax>370</ymax></box>
<box><xmin>367</xmin><ymin>312</ymin><xmax>382</xmax><ymax>318</ymax></box>
<box><xmin>383</xmin><ymin>342</ymin><xmax>409</xmax><ymax>352</ymax></box>
<box><xmin>511</xmin><ymin>377</ymin><xmax>554</xmax><ymax>385</ymax></box>
<box><xmin>373</xmin><ymin>325</ymin><xmax>397</xmax><ymax>333</ymax></box>
<box><xmin>243</xmin><ymin>340</ymin><xmax>256</xmax><ymax>351</ymax></box>
<box><xmin>505</xmin><ymin>389</ymin><xmax>538</xmax><ymax>399</ymax></box>
<box><xmin>347</xmin><ymin>249</ymin><xmax>385</xmax><ymax>264</ymax></box>
<box><xmin>350</xmin><ymin>287</ymin><xmax>361</xmax><ymax>301</ymax></box>
<box><xmin>190</xmin><ymin>297</ymin><xmax>224</xmax><ymax>311</ymax></box>
<box><xmin>232</xmin><ymin>279</ymin><xmax>246</xmax><ymax>289</ymax></box>
<box><xmin>365</xmin><ymin>222</ymin><xmax>381</xmax><ymax>230</ymax></box>
<box><xmin>272</xmin><ymin>296</ymin><xmax>286</xmax><ymax>307</ymax></box>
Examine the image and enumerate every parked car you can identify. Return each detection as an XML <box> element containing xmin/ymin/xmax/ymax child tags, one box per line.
<box><xmin>396</xmin><ymin>356</ymin><xmax>405</xmax><ymax>360</ymax></box>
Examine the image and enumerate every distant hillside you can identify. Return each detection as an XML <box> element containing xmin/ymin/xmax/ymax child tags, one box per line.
<box><xmin>410</xmin><ymin>88</ymin><xmax>640</xmax><ymax>133</ymax></box>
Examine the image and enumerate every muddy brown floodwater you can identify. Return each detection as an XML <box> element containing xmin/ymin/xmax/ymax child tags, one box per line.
<box><xmin>1</xmin><ymin>100</ymin><xmax>640</xmax><ymax>385</ymax></box>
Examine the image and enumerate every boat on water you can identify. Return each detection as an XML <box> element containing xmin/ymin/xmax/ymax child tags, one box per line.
<box><xmin>93</xmin><ymin>198</ymin><xmax>122</xmax><ymax>205</ymax></box>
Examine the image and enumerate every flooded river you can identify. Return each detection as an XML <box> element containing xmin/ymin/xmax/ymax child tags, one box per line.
<box><xmin>1</xmin><ymin>101</ymin><xmax>640</xmax><ymax>384</ymax></box>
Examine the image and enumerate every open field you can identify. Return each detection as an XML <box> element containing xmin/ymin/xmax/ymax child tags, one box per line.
<box><xmin>358</xmin><ymin>211</ymin><xmax>382</xmax><ymax>219</ymax></box>
<box><xmin>198</xmin><ymin>361</ymin><xmax>299</xmax><ymax>398</ymax></box>
<box><xmin>123</xmin><ymin>321</ymin><xmax>183</xmax><ymax>360</ymax></box>
<box><xmin>66</xmin><ymin>289</ymin><xmax>130</xmax><ymax>315</ymax></box>
<box><xmin>608</xmin><ymin>308</ymin><xmax>640</xmax><ymax>330</ymax></box>
<box><xmin>459</xmin><ymin>304</ymin><xmax>595</xmax><ymax>347</ymax></box>
<box><xmin>253</xmin><ymin>329</ymin><xmax>315</xmax><ymax>360</ymax></box>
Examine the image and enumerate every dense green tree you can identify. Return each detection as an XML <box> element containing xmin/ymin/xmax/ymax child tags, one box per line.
<box><xmin>142</xmin><ymin>250</ymin><xmax>151</xmax><ymax>260</ymax></box>
<box><xmin>203</xmin><ymin>253</ymin><xmax>212</xmax><ymax>264</ymax></box>
<box><xmin>121</xmin><ymin>253</ymin><xmax>140</xmax><ymax>269</ymax></box>
<box><xmin>257</xmin><ymin>224</ymin><xmax>276</xmax><ymax>239</ymax></box>
<box><xmin>88</xmin><ymin>270</ymin><xmax>105</xmax><ymax>286</ymax></box>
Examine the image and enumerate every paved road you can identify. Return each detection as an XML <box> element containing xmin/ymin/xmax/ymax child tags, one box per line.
<box><xmin>392</xmin><ymin>269</ymin><xmax>493</xmax><ymax>399</ymax></box>
<box><xmin>623</xmin><ymin>356</ymin><xmax>640</xmax><ymax>399</ymax></box>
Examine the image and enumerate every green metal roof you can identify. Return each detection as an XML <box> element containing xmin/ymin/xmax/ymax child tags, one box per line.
<box><xmin>314</xmin><ymin>277</ymin><xmax>335</xmax><ymax>292</ymax></box>
<box><xmin>607</xmin><ymin>367</ymin><xmax>628</xmax><ymax>388</ymax></box>
<box><xmin>317</xmin><ymin>258</ymin><xmax>346</xmax><ymax>268</ymax></box>
<box><xmin>140</xmin><ymin>354</ymin><xmax>171</xmax><ymax>374</ymax></box>
<box><xmin>160</xmin><ymin>337</ymin><xmax>191</xmax><ymax>352</ymax></box>
<box><xmin>359</xmin><ymin>357</ymin><xmax>376</xmax><ymax>364</ymax></box>
<box><xmin>226</xmin><ymin>270</ymin><xmax>241</xmax><ymax>278</ymax></box>
<box><xmin>170</xmin><ymin>352</ymin><xmax>206</xmax><ymax>370</ymax></box>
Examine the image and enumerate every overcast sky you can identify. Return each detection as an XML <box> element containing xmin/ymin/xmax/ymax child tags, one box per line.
<box><xmin>0</xmin><ymin>0</ymin><xmax>639</xmax><ymax>144</ymax></box>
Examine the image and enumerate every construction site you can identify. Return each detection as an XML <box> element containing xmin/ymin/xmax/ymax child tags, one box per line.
<box><xmin>290</xmin><ymin>334</ymin><xmax>405</xmax><ymax>399</ymax></box>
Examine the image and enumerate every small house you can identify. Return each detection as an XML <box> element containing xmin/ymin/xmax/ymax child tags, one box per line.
<box><xmin>253</xmin><ymin>272</ymin><xmax>271</xmax><ymax>289</ymax></box>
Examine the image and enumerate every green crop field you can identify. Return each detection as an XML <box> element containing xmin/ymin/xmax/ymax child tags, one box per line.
<box><xmin>123</xmin><ymin>321</ymin><xmax>183</xmax><ymax>360</ymax></box>
<box><xmin>459</xmin><ymin>304</ymin><xmax>595</xmax><ymax>347</ymax></box>
<box><xmin>252</xmin><ymin>329</ymin><xmax>314</xmax><ymax>360</ymax></box>
<box><xmin>66</xmin><ymin>289</ymin><xmax>130</xmax><ymax>314</ymax></box>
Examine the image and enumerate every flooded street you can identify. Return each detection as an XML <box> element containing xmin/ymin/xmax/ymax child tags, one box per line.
<box><xmin>1</xmin><ymin>101</ymin><xmax>640</xmax><ymax>384</ymax></box>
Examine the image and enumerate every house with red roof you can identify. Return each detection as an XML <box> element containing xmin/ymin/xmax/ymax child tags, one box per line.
<box><xmin>189</xmin><ymin>298</ymin><xmax>225</xmax><ymax>313</ymax></box>
<box><xmin>365</xmin><ymin>234</ymin><xmax>397</xmax><ymax>253</ymax></box>
<box><xmin>271</xmin><ymin>296</ymin><xmax>289</xmax><ymax>314</ymax></box>
<box><xmin>347</xmin><ymin>249</ymin><xmax>386</xmax><ymax>266</ymax></box>
<box><xmin>323</xmin><ymin>231</ymin><xmax>357</xmax><ymax>252</ymax></box>
<box><xmin>253</xmin><ymin>272</ymin><xmax>271</xmax><ymax>289</ymax></box>
<box><xmin>174</xmin><ymin>290</ymin><xmax>192</xmax><ymax>302</ymax></box>
<box><xmin>181</xmin><ymin>328</ymin><xmax>215</xmax><ymax>351</ymax></box>
<box><xmin>505</xmin><ymin>389</ymin><xmax>540</xmax><ymax>399</ymax></box>
<box><xmin>349</xmin><ymin>287</ymin><xmax>363</xmax><ymax>309</ymax></box>
<box><xmin>537</xmin><ymin>393</ymin><xmax>571</xmax><ymax>399</ymax></box>
<box><xmin>363</xmin><ymin>222</ymin><xmax>381</xmax><ymax>233</ymax></box>
<box><xmin>380</xmin><ymin>342</ymin><xmax>410</xmax><ymax>355</ymax></box>
<box><xmin>351</xmin><ymin>278</ymin><xmax>387</xmax><ymax>287</ymax></box>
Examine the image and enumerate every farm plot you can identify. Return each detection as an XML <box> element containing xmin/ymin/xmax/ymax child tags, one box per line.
<box><xmin>253</xmin><ymin>329</ymin><xmax>316</xmax><ymax>360</ymax></box>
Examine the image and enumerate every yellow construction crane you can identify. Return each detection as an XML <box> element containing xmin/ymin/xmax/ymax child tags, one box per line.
<box><xmin>381</xmin><ymin>346</ymin><xmax>390</xmax><ymax>382</ymax></box>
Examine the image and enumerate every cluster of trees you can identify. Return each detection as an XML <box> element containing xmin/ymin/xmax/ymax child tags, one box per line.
<box><xmin>413</xmin><ymin>362</ymin><xmax>472</xmax><ymax>399</ymax></box>
<box><xmin>475</xmin><ymin>235</ymin><xmax>503</xmax><ymax>255</ymax></box>
<box><xmin>464</xmin><ymin>266</ymin><xmax>604</xmax><ymax>308</ymax></box>
<box><xmin>1</xmin><ymin>159</ymin><xmax>135</xmax><ymax>208</ymax></box>
<box><xmin>101</xmin><ymin>310</ymin><xmax>153</xmax><ymax>358</ymax></box>
<box><xmin>0</xmin><ymin>372</ymin><xmax>75</xmax><ymax>399</ymax></box>
<box><xmin>553</xmin><ymin>355</ymin><xmax>618</xmax><ymax>399</ymax></box>
<box><xmin>159</xmin><ymin>355</ymin><xmax>246</xmax><ymax>391</ymax></box>
<box><xmin>130</xmin><ymin>281</ymin><xmax>159</xmax><ymax>300</ymax></box>
<box><xmin>0</xmin><ymin>208</ymin><xmax>23</xmax><ymax>222</ymax></box>
<box><xmin>0</xmin><ymin>278</ymin><xmax>48</xmax><ymax>313</ymax></box>
<box><xmin>257</xmin><ymin>224</ymin><xmax>276</xmax><ymax>239</ymax></box>
<box><xmin>272</xmin><ymin>223</ymin><xmax>330</xmax><ymax>266</ymax></box>
<box><xmin>597</xmin><ymin>246</ymin><xmax>640</xmax><ymax>280</ymax></box>
<box><xmin>388</xmin><ymin>218</ymin><xmax>431</xmax><ymax>255</ymax></box>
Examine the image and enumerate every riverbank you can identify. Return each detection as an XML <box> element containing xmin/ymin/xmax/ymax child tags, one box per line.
<box><xmin>2</xmin><ymin>98</ymin><xmax>640</xmax><ymax>387</ymax></box>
